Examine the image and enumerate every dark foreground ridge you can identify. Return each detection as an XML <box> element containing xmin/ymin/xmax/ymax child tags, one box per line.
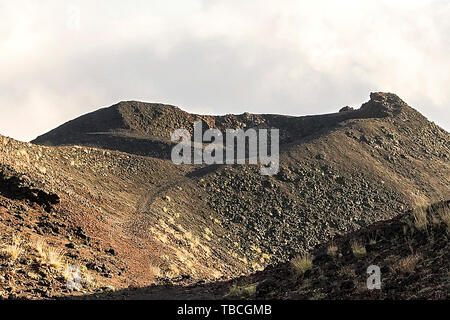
<box><xmin>0</xmin><ymin>92</ymin><xmax>448</xmax><ymax>299</ymax></box>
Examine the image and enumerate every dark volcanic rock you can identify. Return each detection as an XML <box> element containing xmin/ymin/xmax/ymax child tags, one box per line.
<box><xmin>0</xmin><ymin>164</ymin><xmax>59</xmax><ymax>212</ymax></box>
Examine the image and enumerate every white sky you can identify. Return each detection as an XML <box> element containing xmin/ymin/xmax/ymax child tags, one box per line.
<box><xmin>1</xmin><ymin>0</ymin><xmax>449</xmax><ymax>142</ymax></box>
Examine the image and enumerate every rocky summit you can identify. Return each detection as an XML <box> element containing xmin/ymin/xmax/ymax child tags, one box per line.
<box><xmin>0</xmin><ymin>92</ymin><xmax>449</xmax><ymax>299</ymax></box>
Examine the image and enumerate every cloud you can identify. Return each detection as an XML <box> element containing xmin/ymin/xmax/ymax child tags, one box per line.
<box><xmin>0</xmin><ymin>0</ymin><xmax>449</xmax><ymax>141</ymax></box>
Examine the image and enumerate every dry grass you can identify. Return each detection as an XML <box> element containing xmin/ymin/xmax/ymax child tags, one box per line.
<box><xmin>1</xmin><ymin>235</ymin><xmax>66</xmax><ymax>270</ymax></box>
<box><xmin>46</xmin><ymin>247</ymin><xmax>65</xmax><ymax>269</ymax></box>
<box><xmin>224</xmin><ymin>283</ymin><xmax>257</xmax><ymax>299</ymax></box>
<box><xmin>392</xmin><ymin>253</ymin><xmax>421</xmax><ymax>274</ymax></box>
<box><xmin>327</xmin><ymin>244</ymin><xmax>338</xmax><ymax>257</ymax></box>
<box><xmin>290</xmin><ymin>254</ymin><xmax>313</xmax><ymax>277</ymax></box>
<box><xmin>412</xmin><ymin>207</ymin><xmax>428</xmax><ymax>231</ymax></box>
<box><xmin>32</xmin><ymin>238</ymin><xmax>47</xmax><ymax>259</ymax></box>
<box><xmin>32</xmin><ymin>238</ymin><xmax>65</xmax><ymax>269</ymax></box>
<box><xmin>1</xmin><ymin>235</ymin><xmax>23</xmax><ymax>261</ymax></box>
<box><xmin>3</xmin><ymin>244</ymin><xmax>23</xmax><ymax>260</ymax></box>
<box><xmin>436</xmin><ymin>206</ymin><xmax>450</xmax><ymax>231</ymax></box>
<box><xmin>421</xmin><ymin>202</ymin><xmax>449</xmax><ymax>232</ymax></box>
<box><xmin>350</xmin><ymin>241</ymin><xmax>367</xmax><ymax>258</ymax></box>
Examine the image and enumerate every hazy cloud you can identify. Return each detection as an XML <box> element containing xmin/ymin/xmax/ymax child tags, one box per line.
<box><xmin>1</xmin><ymin>0</ymin><xmax>449</xmax><ymax>141</ymax></box>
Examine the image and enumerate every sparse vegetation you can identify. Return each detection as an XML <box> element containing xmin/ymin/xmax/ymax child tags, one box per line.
<box><xmin>1</xmin><ymin>235</ymin><xmax>23</xmax><ymax>261</ymax></box>
<box><xmin>412</xmin><ymin>207</ymin><xmax>428</xmax><ymax>231</ymax></box>
<box><xmin>224</xmin><ymin>283</ymin><xmax>257</xmax><ymax>299</ymax></box>
<box><xmin>392</xmin><ymin>253</ymin><xmax>421</xmax><ymax>274</ymax></box>
<box><xmin>327</xmin><ymin>244</ymin><xmax>338</xmax><ymax>257</ymax></box>
<box><xmin>32</xmin><ymin>237</ymin><xmax>65</xmax><ymax>269</ymax></box>
<box><xmin>46</xmin><ymin>247</ymin><xmax>65</xmax><ymax>269</ymax></box>
<box><xmin>290</xmin><ymin>255</ymin><xmax>313</xmax><ymax>277</ymax></box>
<box><xmin>436</xmin><ymin>205</ymin><xmax>450</xmax><ymax>231</ymax></box>
<box><xmin>350</xmin><ymin>241</ymin><xmax>366</xmax><ymax>258</ymax></box>
<box><xmin>32</xmin><ymin>238</ymin><xmax>46</xmax><ymax>259</ymax></box>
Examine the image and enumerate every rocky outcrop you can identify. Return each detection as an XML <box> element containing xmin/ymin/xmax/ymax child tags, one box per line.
<box><xmin>0</xmin><ymin>165</ymin><xmax>59</xmax><ymax>212</ymax></box>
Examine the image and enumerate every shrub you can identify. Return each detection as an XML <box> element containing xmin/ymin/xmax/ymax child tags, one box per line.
<box><xmin>412</xmin><ymin>207</ymin><xmax>428</xmax><ymax>231</ymax></box>
<box><xmin>32</xmin><ymin>238</ymin><xmax>65</xmax><ymax>269</ymax></box>
<box><xmin>351</xmin><ymin>241</ymin><xmax>366</xmax><ymax>258</ymax></box>
<box><xmin>32</xmin><ymin>238</ymin><xmax>47</xmax><ymax>259</ymax></box>
<box><xmin>224</xmin><ymin>283</ymin><xmax>257</xmax><ymax>299</ymax></box>
<box><xmin>46</xmin><ymin>247</ymin><xmax>65</xmax><ymax>269</ymax></box>
<box><xmin>437</xmin><ymin>206</ymin><xmax>450</xmax><ymax>231</ymax></box>
<box><xmin>290</xmin><ymin>255</ymin><xmax>313</xmax><ymax>277</ymax></box>
<box><xmin>1</xmin><ymin>235</ymin><xmax>23</xmax><ymax>261</ymax></box>
<box><xmin>392</xmin><ymin>253</ymin><xmax>421</xmax><ymax>274</ymax></box>
<box><xmin>327</xmin><ymin>244</ymin><xmax>338</xmax><ymax>257</ymax></box>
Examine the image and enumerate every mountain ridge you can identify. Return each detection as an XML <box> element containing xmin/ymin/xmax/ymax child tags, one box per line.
<box><xmin>32</xmin><ymin>92</ymin><xmax>423</xmax><ymax>158</ymax></box>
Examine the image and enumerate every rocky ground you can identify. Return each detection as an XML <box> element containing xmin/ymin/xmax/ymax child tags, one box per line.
<box><xmin>222</xmin><ymin>200</ymin><xmax>450</xmax><ymax>300</ymax></box>
<box><xmin>0</xmin><ymin>92</ymin><xmax>448</xmax><ymax>299</ymax></box>
<box><xmin>71</xmin><ymin>201</ymin><xmax>450</xmax><ymax>300</ymax></box>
